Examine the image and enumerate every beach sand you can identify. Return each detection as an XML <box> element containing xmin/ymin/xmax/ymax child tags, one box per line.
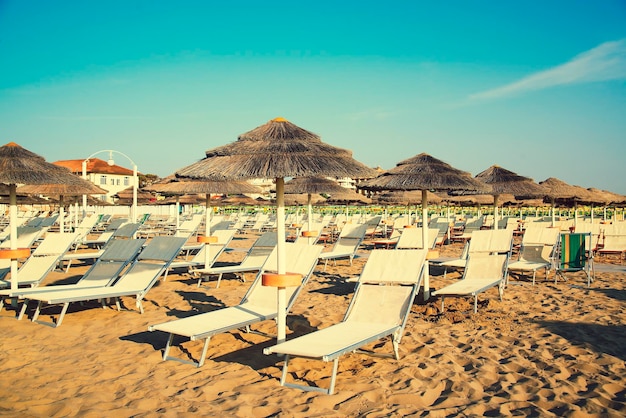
<box><xmin>1</xmin><ymin>232</ymin><xmax>625</xmax><ymax>417</ymax></box>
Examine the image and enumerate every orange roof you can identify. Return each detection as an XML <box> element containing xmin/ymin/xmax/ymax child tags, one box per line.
<box><xmin>54</xmin><ymin>158</ymin><xmax>137</xmax><ymax>176</ymax></box>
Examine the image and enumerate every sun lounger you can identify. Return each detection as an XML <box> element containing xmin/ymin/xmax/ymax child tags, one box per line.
<box><xmin>507</xmin><ymin>226</ymin><xmax>560</xmax><ymax>285</ymax></box>
<box><xmin>59</xmin><ymin>223</ymin><xmax>142</xmax><ymax>271</ymax></box>
<box><xmin>433</xmin><ymin>252</ymin><xmax>510</xmax><ymax>314</ymax></box>
<box><xmin>0</xmin><ymin>226</ymin><xmax>47</xmax><ymax>280</ymax></box>
<box><xmin>192</xmin><ymin>230</ymin><xmax>278</xmax><ymax>288</ymax></box>
<box><xmin>0</xmin><ymin>232</ymin><xmax>79</xmax><ymax>290</ymax></box>
<box><xmin>82</xmin><ymin>218</ymin><xmax>129</xmax><ymax>247</ymax></box>
<box><xmin>318</xmin><ymin>223</ymin><xmax>369</xmax><ymax>271</ymax></box>
<box><xmin>166</xmin><ymin>229</ymin><xmax>236</xmax><ymax>277</ymax></box>
<box><xmin>438</xmin><ymin>229</ymin><xmax>513</xmax><ymax>278</ymax></box>
<box><xmin>148</xmin><ymin>242</ymin><xmax>323</xmax><ymax>367</ymax></box>
<box><xmin>1</xmin><ymin>239</ymin><xmax>146</xmax><ymax>314</ymax></box>
<box><xmin>263</xmin><ymin>249</ymin><xmax>428</xmax><ymax>394</ymax></box>
<box><xmin>19</xmin><ymin>236</ymin><xmax>187</xmax><ymax>327</ymax></box>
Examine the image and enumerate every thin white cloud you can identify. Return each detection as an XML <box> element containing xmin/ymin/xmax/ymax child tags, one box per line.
<box><xmin>469</xmin><ymin>39</ymin><xmax>626</xmax><ymax>101</ymax></box>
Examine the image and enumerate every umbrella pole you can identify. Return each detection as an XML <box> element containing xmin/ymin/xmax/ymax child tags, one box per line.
<box><xmin>275</xmin><ymin>178</ymin><xmax>287</xmax><ymax>343</ymax></box>
<box><xmin>9</xmin><ymin>184</ymin><xmax>18</xmax><ymax>291</ymax></box>
<box><xmin>493</xmin><ymin>194</ymin><xmax>500</xmax><ymax>230</ymax></box>
<box><xmin>307</xmin><ymin>193</ymin><xmax>313</xmax><ymax>245</ymax></box>
<box><xmin>59</xmin><ymin>195</ymin><xmax>65</xmax><ymax>234</ymax></box>
<box><xmin>175</xmin><ymin>196</ymin><xmax>180</xmax><ymax>236</ymax></box>
<box><xmin>204</xmin><ymin>194</ymin><xmax>212</xmax><ymax>268</ymax></box>
<box><xmin>422</xmin><ymin>190</ymin><xmax>430</xmax><ymax>301</ymax></box>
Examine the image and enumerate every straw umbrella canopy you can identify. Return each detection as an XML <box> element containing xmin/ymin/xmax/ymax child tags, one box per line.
<box><xmin>0</xmin><ymin>142</ymin><xmax>96</xmax><ymax>291</ymax></box>
<box><xmin>539</xmin><ymin>177</ymin><xmax>599</xmax><ymax>227</ymax></box>
<box><xmin>175</xmin><ymin>117</ymin><xmax>376</xmax><ymax>343</ymax></box>
<box><xmin>359</xmin><ymin>153</ymin><xmax>490</xmax><ymax>299</ymax></box>
<box><xmin>17</xmin><ymin>183</ymin><xmax>107</xmax><ymax>234</ymax></box>
<box><xmin>475</xmin><ymin>165</ymin><xmax>547</xmax><ymax>229</ymax></box>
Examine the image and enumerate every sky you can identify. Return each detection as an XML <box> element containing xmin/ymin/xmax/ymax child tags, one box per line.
<box><xmin>1</xmin><ymin>0</ymin><xmax>625</xmax><ymax>194</ymax></box>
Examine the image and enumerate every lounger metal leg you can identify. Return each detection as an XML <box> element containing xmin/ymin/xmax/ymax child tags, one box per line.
<box><xmin>56</xmin><ymin>303</ymin><xmax>70</xmax><ymax>327</ymax></box>
<box><xmin>18</xmin><ymin>300</ymin><xmax>29</xmax><ymax>320</ymax></box>
<box><xmin>32</xmin><ymin>300</ymin><xmax>42</xmax><ymax>322</ymax></box>
<box><xmin>198</xmin><ymin>338</ymin><xmax>211</xmax><ymax>368</ymax></box>
<box><xmin>440</xmin><ymin>296</ymin><xmax>445</xmax><ymax>312</ymax></box>
<box><xmin>328</xmin><ymin>358</ymin><xmax>339</xmax><ymax>395</ymax></box>
<box><xmin>216</xmin><ymin>273</ymin><xmax>223</xmax><ymax>289</ymax></box>
<box><xmin>163</xmin><ymin>334</ymin><xmax>174</xmax><ymax>361</ymax></box>
<box><xmin>473</xmin><ymin>296</ymin><xmax>478</xmax><ymax>314</ymax></box>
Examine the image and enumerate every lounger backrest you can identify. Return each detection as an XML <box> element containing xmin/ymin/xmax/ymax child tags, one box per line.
<box><xmin>346</xmin><ymin>284</ymin><xmax>415</xmax><ymax>326</ymax></box>
<box><xmin>523</xmin><ymin>227</ymin><xmax>560</xmax><ymax>245</ymax></box>
<box><xmin>601</xmin><ymin>234</ymin><xmax>626</xmax><ymax>250</ymax></box>
<box><xmin>99</xmin><ymin>239</ymin><xmax>147</xmax><ymax>262</ymax></box>
<box><xmin>519</xmin><ymin>244</ymin><xmax>553</xmax><ymax>263</ymax></box>
<box><xmin>240</xmin><ymin>246</ymin><xmax>275</xmax><ymax>267</ymax></box>
<box><xmin>111</xmin><ymin>222</ymin><xmax>141</xmax><ymax>239</ymax></box>
<box><xmin>190</xmin><ymin>229</ymin><xmax>236</xmax><ymax>262</ymax></box>
<box><xmin>111</xmin><ymin>237</ymin><xmax>186</xmax><ymax>291</ymax></box>
<box><xmin>468</xmin><ymin>229</ymin><xmax>513</xmax><ymax>254</ymax></box>
<box><xmin>359</xmin><ymin>249</ymin><xmax>426</xmax><ymax>285</ymax></box>
<box><xmin>253</xmin><ymin>231</ymin><xmax>279</xmax><ymax>248</ymax></box>
<box><xmin>338</xmin><ymin>223</ymin><xmax>368</xmax><ymax>239</ymax></box>
<box><xmin>559</xmin><ymin>233</ymin><xmax>589</xmax><ymax>271</ymax></box>
<box><xmin>395</xmin><ymin>228</ymin><xmax>439</xmax><ymax>250</ymax></box>
<box><xmin>31</xmin><ymin>232</ymin><xmax>79</xmax><ymax>256</ymax></box>
<box><xmin>138</xmin><ymin>236</ymin><xmax>188</xmax><ymax>262</ymax></box>
<box><xmin>79</xmin><ymin>261</ymin><xmax>130</xmax><ymax>287</ymax></box>
<box><xmin>0</xmin><ymin>226</ymin><xmax>44</xmax><ymax>248</ymax></box>
<box><xmin>104</xmin><ymin>218</ymin><xmax>128</xmax><ymax>231</ymax></box>
<box><xmin>244</xmin><ymin>243</ymin><xmax>323</xmax><ymax>309</ymax></box>
<box><xmin>464</xmin><ymin>253</ymin><xmax>508</xmax><ymax>281</ymax></box>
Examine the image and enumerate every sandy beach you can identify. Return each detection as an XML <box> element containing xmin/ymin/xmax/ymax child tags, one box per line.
<box><xmin>1</xmin><ymin>231</ymin><xmax>625</xmax><ymax>417</ymax></box>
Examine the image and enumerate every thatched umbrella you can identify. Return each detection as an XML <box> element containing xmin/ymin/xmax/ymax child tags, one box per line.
<box><xmin>17</xmin><ymin>183</ymin><xmax>107</xmax><ymax>234</ymax></box>
<box><xmin>474</xmin><ymin>165</ymin><xmax>547</xmax><ymax>229</ymax></box>
<box><xmin>0</xmin><ymin>142</ymin><xmax>95</xmax><ymax>291</ymax></box>
<box><xmin>175</xmin><ymin>117</ymin><xmax>376</xmax><ymax>343</ymax></box>
<box><xmin>359</xmin><ymin>153</ymin><xmax>490</xmax><ymax>299</ymax></box>
<box><xmin>371</xmin><ymin>190</ymin><xmax>442</xmax><ymax>227</ymax></box>
<box><xmin>539</xmin><ymin>177</ymin><xmax>599</xmax><ymax>227</ymax></box>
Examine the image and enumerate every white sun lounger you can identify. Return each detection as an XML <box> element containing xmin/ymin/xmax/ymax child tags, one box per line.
<box><xmin>148</xmin><ymin>242</ymin><xmax>323</xmax><ymax>367</ymax></box>
<box><xmin>263</xmin><ymin>249</ymin><xmax>428</xmax><ymax>394</ymax></box>
<box><xmin>433</xmin><ymin>253</ymin><xmax>510</xmax><ymax>314</ymax></box>
<box><xmin>166</xmin><ymin>229</ymin><xmax>236</xmax><ymax>277</ymax></box>
<box><xmin>318</xmin><ymin>223</ymin><xmax>368</xmax><ymax>271</ymax></box>
<box><xmin>0</xmin><ymin>232</ymin><xmax>79</xmax><ymax>290</ymax></box>
<box><xmin>395</xmin><ymin>227</ymin><xmax>440</xmax><ymax>250</ymax></box>
<box><xmin>1</xmin><ymin>239</ymin><xmax>146</xmax><ymax>313</ymax></box>
<box><xmin>19</xmin><ymin>236</ymin><xmax>187</xmax><ymax>327</ymax></box>
<box><xmin>191</xmin><ymin>231</ymin><xmax>278</xmax><ymax>288</ymax></box>
<box><xmin>507</xmin><ymin>226</ymin><xmax>560</xmax><ymax>285</ymax></box>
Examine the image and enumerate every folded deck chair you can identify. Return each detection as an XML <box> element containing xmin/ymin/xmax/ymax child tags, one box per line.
<box><xmin>148</xmin><ymin>242</ymin><xmax>323</xmax><ymax>367</ymax></box>
<box><xmin>166</xmin><ymin>229</ymin><xmax>236</xmax><ymax>277</ymax></box>
<box><xmin>555</xmin><ymin>232</ymin><xmax>594</xmax><ymax>287</ymax></box>
<box><xmin>192</xmin><ymin>230</ymin><xmax>278</xmax><ymax>288</ymax></box>
<box><xmin>0</xmin><ymin>232</ymin><xmax>79</xmax><ymax>290</ymax></box>
<box><xmin>1</xmin><ymin>239</ymin><xmax>146</xmax><ymax>313</ymax></box>
<box><xmin>60</xmin><ymin>223</ymin><xmax>141</xmax><ymax>271</ymax></box>
<box><xmin>19</xmin><ymin>236</ymin><xmax>187</xmax><ymax>327</ymax></box>
<box><xmin>438</xmin><ymin>229</ymin><xmax>513</xmax><ymax>278</ymax></box>
<box><xmin>264</xmin><ymin>249</ymin><xmax>428</xmax><ymax>395</ymax></box>
<box><xmin>507</xmin><ymin>227</ymin><xmax>560</xmax><ymax>285</ymax></box>
<box><xmin>318</xmin><ymin>223</ymin><xmax>369</xmax><ymax>271</ymax></box>
<box><xmin>395</xmin><ymin>227</ymin><xmax>440</xmax><ymax>250</ymax></box>
<box><xmin>433</xmin><ymin>252</ymin><xmax>509</xmax><ymax>314</ymax></box>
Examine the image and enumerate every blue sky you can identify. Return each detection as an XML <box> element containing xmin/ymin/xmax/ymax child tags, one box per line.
<box><xmin>1</xmin><ymin>1</ymin><xmax>625</xmax><ymax>193</ymax></box>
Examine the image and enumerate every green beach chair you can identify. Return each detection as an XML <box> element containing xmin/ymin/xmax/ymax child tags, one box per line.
<box><xmin>555</xmin><ymin>232</ymin><xmax>594</xmax><ymax>287</ymax></box>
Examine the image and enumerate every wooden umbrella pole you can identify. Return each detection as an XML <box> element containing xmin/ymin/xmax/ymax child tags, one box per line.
<box><xmin>275</xmin><ymin>178</ymin><xmax>287</xmax><ymax>343</ymax></box>
<box><xmin>422</xmin><ymin>189</ymin><xmax>430</xmax><ymax>301</ymax></box>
